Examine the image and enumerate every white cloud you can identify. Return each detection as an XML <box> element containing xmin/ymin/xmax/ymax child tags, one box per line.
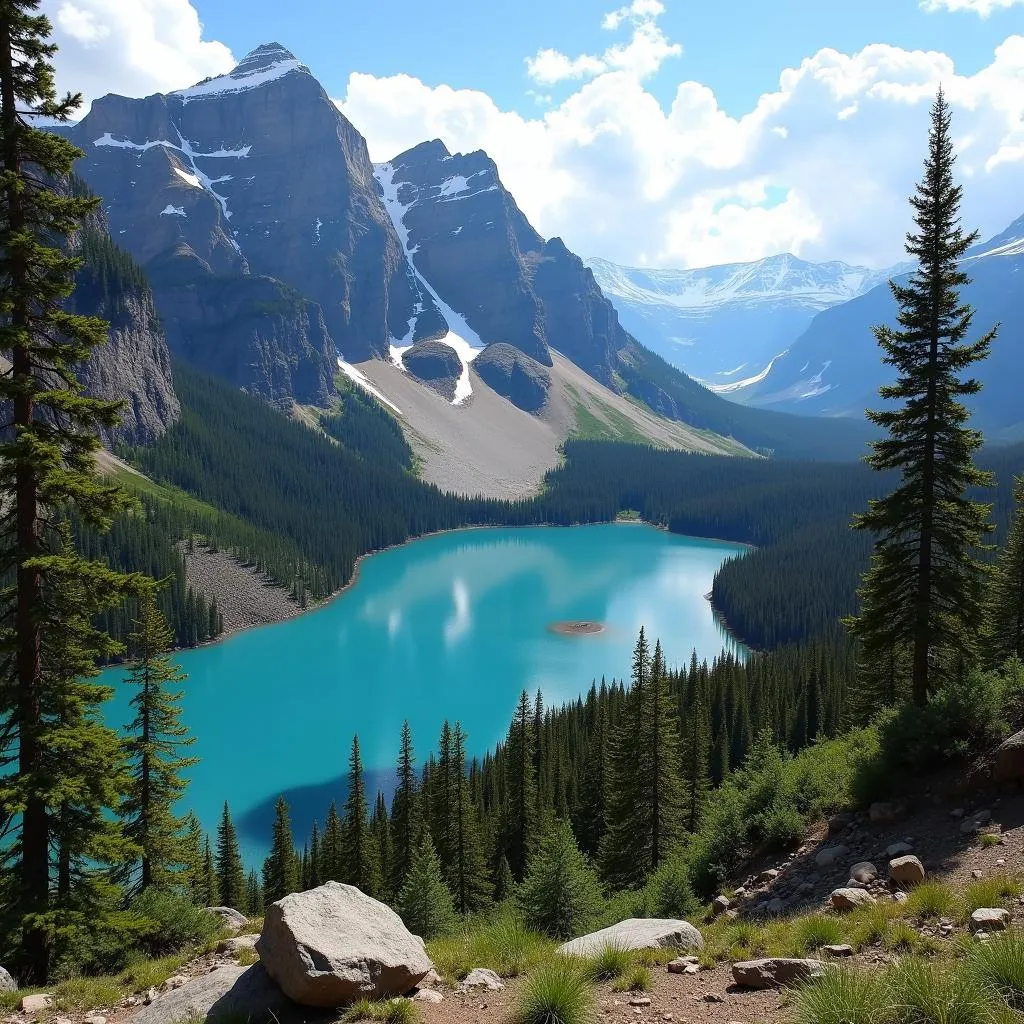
<box><xmin>340</xmin><ymin>35</ymin><xmax>1024</xmax><ymax>269</ymax></box>
<box><xmin>43</xmin><ymin>0</ymin><xmax>234</xmax><ymax>111</ymax></box>
<box><xmin>921</xmin><ymin>0</ymin><xmax>1024</xmax><ymax>16</ymax></box>
<box><xmin>526</xmin><ymin>0</ymin><xmax>681</xmax><ymax>84</ymax></box>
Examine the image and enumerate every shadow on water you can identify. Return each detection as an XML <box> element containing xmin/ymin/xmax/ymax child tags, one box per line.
<box><xmin>236</xmin><ymin>766</ymin><xmax>398</xmax><ymax>849</ymax></box>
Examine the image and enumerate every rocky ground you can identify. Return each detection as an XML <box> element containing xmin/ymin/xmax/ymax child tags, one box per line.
<box><xmin>180</xmin><ymin>542</ymin><xmax>303</xmax><ymax>635</ymax></box>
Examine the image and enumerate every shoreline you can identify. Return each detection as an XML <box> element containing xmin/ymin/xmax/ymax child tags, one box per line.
<box><xmin>182</xmin><ymin>519</ymin><xmax>754</xmax><ymax>655</ymax></box>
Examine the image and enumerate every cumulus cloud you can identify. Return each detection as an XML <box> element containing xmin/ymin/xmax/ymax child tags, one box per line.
<box><xmin>42</xmin><ymin>0</ymin><xmax>234</xmax><ymax>110</ymax></box>
<box><xmin>340</xmin><ymin>30</ymin><xmax>1024</xmax><ymax>269</ymax></box>
<box><xmin>525</xmin><ymin>0</ymin><xmax>681</xmax><ymax>84</ymax></box>
<box><xmin>921</xmin><ymin>0</ymin><xmax>1024</xmax><ymax>16</ymax></box>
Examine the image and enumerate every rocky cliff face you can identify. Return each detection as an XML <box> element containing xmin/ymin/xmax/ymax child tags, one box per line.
<box><xmin>70</xmin><ymin>221</ymin><xmax>179</xmax><ymax>446</ymax></box>
<box><xmin>67</xmin><ymin>42</ymin><xmax>422</xmax><ymax>402</ymax></box>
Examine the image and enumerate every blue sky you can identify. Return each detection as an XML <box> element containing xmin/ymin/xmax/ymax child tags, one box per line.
<box><xmin>44</xmin><ymin>0</ymin><xmax>1024</xmax><ymax>268</ymax></box>
<box><xmin>193</xmin><ymin>0</ymin><xmax>1017</xmax><ymax>116</ymax></box>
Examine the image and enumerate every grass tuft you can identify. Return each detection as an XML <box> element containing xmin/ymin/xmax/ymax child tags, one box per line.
<box><xmin>962</xmin><ymin>876</ymin><xmax>1024</xmax><ymax>916</ymax></box>
<box><xmin>341</xmin><ymin>998</ymin><xmax>417</xmax><ymax>1024</ymax></box>
<box><xmin>905</xmin><ymin>882</ymin><xmax>959</xmax><ymax>921</ymax></box>
<box><xmin>611</xmin><ymin>966</ymin><xmax>651</xmax><ymax>993</ymax></box>
<box><xmin>967</xmin><ymin>931</ymin><xmax>1024</xmax><ymax>1010</ymax></box>
<box><xmin>514</xmin><ymin>961</ymin><xmax>594</xmax><ymax>1024</ymax></box>
<box><xmin>581</xmin><ymin>944</ymin><xmax>634</xmax><ymax>982</ymax></box>
<box><xmin>979</xmin><ymin>834</ymin><xmax>1003</xmax><ymax>850</ymax></box>
<box><xmin>887</xmin><ymin>957</ymin><xmax>995</xmax><ymax>1024</ymax></box>
<box><xmin>790</xmin><ymin>915</ymin><xmax>846</xmax><ymax>954</ymax></box>
<box><xmin>791</xmin><ymin>965</ymin><xmax>893</xmax><ymax>1024</ymax></box>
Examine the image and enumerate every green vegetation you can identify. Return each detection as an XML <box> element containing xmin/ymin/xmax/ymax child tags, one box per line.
<box><xmin>513</xmin><ymin>960</ymin><xmax>594</xmax><ymax>1024</ymax></box>
<box><xmin>341</xmin><ymin>998</ymin><xmax>418</xmax><ymax>1024</ymax></box>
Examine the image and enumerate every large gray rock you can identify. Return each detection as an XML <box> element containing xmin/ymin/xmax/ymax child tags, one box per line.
<box><xmin>995</xmin><ymin>730</ymin><xmax>1024</xmax><ymax>782</ymax></box>
<box><xmin>129</xmin><ymin>965</ymin><xmax>291</xmax><ymax>1024</ymax></box>
<box><xmin>474</xmin><ymin>343</ymin><xmax>551</xmax><ymax>412</ymax></box>
<box><xmin>814</xmin><ymin>845</ymin><xmax>848</xmax><ymax>868</ymax></box>
<box><xmin>732</xmin><ymin>958</ymin><xmax>824</xmax><ymax>989</ymax></box>
<box><xmin>830</xmin><ymin>888</ymin><xmax>875</xmax><ymax>912</ymax></box>
<box><xmin>889</xmin><ymin>856</ymin><xmax>926</xmax><ymax>886</ymax></box>
<box><xmin>557</xmin><ymin>918</ymin><xmax>703</xmax><ymax>958</ymax></box>
<box><xmin>971</xmin><ymin>908</ymin><xmax>1011</xmax><ymax>932</ymax></box>
<box><xmin>256</xmin><ymin>882</ymin><xmax>433</xmax><ymax>1007</ymax></box>
<box><xmin>402</xmin><ymin>341</ymin><xmax>463</xmax><ymax>399</ymax></box>
<box><xmin>205</xmin><ymin>906</ymin><xmax>248</xmax><ymax>932</ymax></box>
<box><xmin>0</xmin><ymin>966</ymin><xmax>16</xmax><ymax>992</ymax></box>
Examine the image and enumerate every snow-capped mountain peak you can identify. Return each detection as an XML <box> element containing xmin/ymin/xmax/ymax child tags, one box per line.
<box><xmin>173</xmin><ymin>42</ymin><xmax>310</xmax><ymax>102</ymax></box>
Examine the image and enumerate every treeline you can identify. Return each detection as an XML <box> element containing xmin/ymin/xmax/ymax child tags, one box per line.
<box><xmin>210</xmin><ymin>632</ymin><xmax>854</xmax><ymax>923</ymax></box>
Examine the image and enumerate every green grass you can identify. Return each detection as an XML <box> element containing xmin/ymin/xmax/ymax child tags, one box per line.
<box><xmin>967</xmin><ymin>932</ymin><xmax>1024</xmax><ymax>1010</ymax></box>
<box><xmin>979</xmin><ymin>834</ymin><xmax>1003</xmax><ymax>850</ymax></box>
<box><xmin>581</xmin><ymin>944</ymin><xmax>635</xmax><ymax>982</ymax></box>
<box><xmin>962</xmin><ymin>876</ymin><xmax>1024</xmax><ymax>916</ymax></box>
<box><xmin>905</xmin><ymin>882</ymin><xmax>959</xmax><ymax>921</ymax></box>
<box><xmin>53</xmin><ymin>976</ymin><xmax>125</xmax><ymax>1013</ymax></box>
<box><xmin>513</xmin><ymin>961</ymin><xmax>594</xmax><ymax>1024</ymax></box>
<box><xmin>883</xmin><ymin>921</ymin><xmax>922</xmax><ymax>954</ymax></box>
<box><xmin>792</xmin><ymin>965</ymin><xmax>894</xmax><ymax>1024</ymax></box>
<box><xmin>426</xmin><ymin>914</ymin><xmax>555</xmax><ymax>983</ymax></box>
<box><xmin>341</xmin><ymin>999</ymin><xmax>417</xmax><ymax>1024</ymax></box>
<box><xmin>611</xmin><ymin>966</ymin><xmax>651</xmax><ymax>993</ymax></box>
<box><xmin>117</xmin><ymin>951</ymin><xmax>192</xmax><ymax>992</ymax></box>
<box><xmin>790</xmin><ymin>915</ymin><xmax>847</xmax><ymax>954</ymax></box>
<box><xmin>887</xmin><ymin>957</ymin><xmax>996</xmax><ymax>1024</ymax></box>
<box><xmin>236</xmin><ymin>947</ymin><xmax>258</xmax><ymax>967</ymax></box>
<box><xmin>848</xmin><ymin>902</ymin><xmax>903</xmax><ymax>949</ymax></box>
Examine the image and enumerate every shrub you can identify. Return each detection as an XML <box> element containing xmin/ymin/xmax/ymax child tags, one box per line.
<box><xmin>967</xmin><ymin>932</ymin><xmax>1024</xmax><ymax>1010</ymax></box>
<box><xmin>644</xmin><ymin>854</ymin><xmax>697</xmax><ymax>919</ymax></box>
<box><xmin>792</xmin><ymin>966</ymin><xmax>894</xmax><ymax>1024</ymax></box>
<box><xmin>514</xmin><ymin>961</ymin><xmax>593</xmax><ymax>1024</ymax></box>
<box><xmin>518</xmin><ymin>823</ymin><xmax>602</xmax><ymax>940</ymax></box>
<box><xmin>611</xmin><ymin>966</ymin><xmax>651</xmax><ymax>993</ymax></box>
<box><xmin>130</xmin><ymin>888</ymin><xmax>223</xmax><ymax>957</ymax></box>
<box><xmin>980</xmin><ymin>834</ymin><xmax>1003</xmax><ymax>850</ymax></box>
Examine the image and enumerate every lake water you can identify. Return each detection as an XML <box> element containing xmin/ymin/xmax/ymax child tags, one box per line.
<box><xmin>104</xmin><ymin>523</ymin><xmax>746</xmax><ymax>864</ymax></box>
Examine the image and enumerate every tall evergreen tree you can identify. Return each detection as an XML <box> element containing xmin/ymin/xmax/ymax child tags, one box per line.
<box><xmin>202</xmin><ymin>835</ymin><xmax>219</xmax><ymax>907</ymax></box>
<box><xmin>679</xmin><ymin>687</ymin><xmax>711</xmax><ymax>833</ymax></box>
<box><xmin>389</xmin><ymin>722</ymin><xmax>421</xmax><ymax>893</ymax></box>
<box><xmin>341</xmin><ymin>735</ymin><xmax>377</xmax><ymax>893</ymax></box>
<box><xmin>308</xmin><ymin>821</ymin><xmax>322</xmax><ymax>890</ymax></box>
<box><xmin>0</xmin><ymin>3</ymin><xmax>141</xmax><ymax>978</ymax></box>
<box><xmin>501</xmin><ymin>690</ymin><xmax>537</xmax><ymax>879</ymax></box>
<box><xmin>448</xmin><ymin>723</ymin><xmax>491</xmax><ymax>914</ymax></box>
<box><xmin>121</xmin><ymin>591</ymin><xmax>197</xmax><ymax>891</ymax></box>
<box><xmin>847</xmin><ymin>89</ymin><xmax>995</xmax><ymax>708</ymax></box>
<box><xmin>431</xmin><ymin>722</ymin><xmax>455</xmax><ymax>866</ymax></box>
<box><xmin>180</xmin><ymin>813</ymin><xmax>205</xmax><ymax>904</ymax></box>
<box><xmin>988</xmin><ymin>475</ymin><xmax>1024</xmax><ymax>665</ymax></box>
<box><xmin>370</xmin><ymin>794</ymin><xmax>391</xmax><ymax>900</ymax></box>
<box><xmin>396</xmin><ymin>834</ymin><xmax>456</xmax><ymax>940</ymax></box>
<box><xmin>262</xmin><ymin>796</ymin><xmax>299</xmax><ymax>904</ymax></box>
<box><xmin>320</xmin><ymin>802</ymin><xmax>343</xmax><ymax>882</ymax></box>
<box><xmin>245</xmin><ymin>869</ymin><xmax>264</xmax><ymax>916</ymax></box>
<box><xmin>215</xmin><ymin>802</ymin><xmax>246</xmax><ymax>909</ymax></box>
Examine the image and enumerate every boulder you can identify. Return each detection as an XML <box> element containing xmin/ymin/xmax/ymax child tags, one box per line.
<box><xmin>458</xmin><ymin>968</ymin><xmax>504</xmax><ymax>992</ymax></box>
<box><xmin>849</xmin><ymin>861</ymin><xmax>878</xmax><ymax>884</ymax></box>
<box><xmin>21</xmin><ymin>995</ymin><xmax>53</xmax><ymax>1013</ymax></box>
<box><xmin>822</xmin><ymin>945</ymin><xmax>854</xmax><ymax>958</ymax></box>
<box><xmin>828</xmin><ymin>813</ymin><xmax>853</xmax><ymax>837</ymax></box>
<box><xmin>667</xmin><ymin>957</ymin><xmax>700</xmax><ymax>974</ymax></box>
<box><xmin>205</xmin><ymin>906</ymin><xmax>248</xmax><ymax>933</ymax></box>
<box><xmin>994</xmin><ymin>729</ymin><xmax>1024</xmax><ymax>782</ymax></box>
<box><xmin>830</xmin><ymin>888</ymin><xmax>876</xmax><ymax>912</ymax></box>
<box><xmin>256</xmin><ymin>882</ymin><xmax>433</xmax><ymax>1007</ymax></box>
<box><xmin>756</xmin><ymin>869</ymin><xmax>780</xmax><ymax>885</ymax></box>
<box><xmin>218</xmin><ymin>934</ymin><xmax>260</xmax><ymax>955</ymax></box>
<box><xmin>0</xmin><ymin>967</ymin><xmax>15</xmax><ymax>993</ymax></box>
<box><xmin>870</xmin><ymin>801</ymin><xmax>907</xmax><ymax>825</ymax></box>
<box><xmin>129</xmin><ymin>965</ymin><xmax>291</xmax><ymax>1024</ymax></box>
<box><xmin>558</xmin><ymin>919</ymin><xmax>703</xmax><ymax>958</ymax></box>
<box><xmin>412</xmin><ymin>989</ymin><xmax>443</xmax><ymax>1003</ymax></box>
<box><xmin>889</xmin><ymin>855</ymin><xmax>926</xmax><ymax>886</ymax></box>
<box><xmin>970</xmin><ymin>908</ymin><xmax>1011</xmax><ymax>932</ymax></box>
<box><xmin>814</xmin><ymin>845</ymin><xmax>848</xmax><ymax>868</ymax></box>
<box><xmin>711</xmin><ymin>895</ymin><xmax>731</xmax><ymax>917</ymax></box>
<box><xmin>732</xmin><ymin>959</ymin><xmax>824</xmax><ymax>989</ymax></box>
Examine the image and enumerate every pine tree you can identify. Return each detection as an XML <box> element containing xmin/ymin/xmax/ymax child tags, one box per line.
<box><xmin>848</xmin><ymin>88</ymin><xmax>995</xmax><ymax>708</ymax></box>
<box><xmin>431</xmin><ymin>722</ymin><xmax>455</xmax><ymax>865</ymax></box>
<box><xmin>396</xmin><ymin>834</ymin><xmax>456</xmax><ymax>940</ymax></box>
<box><xmin>600</xmin><ymin>636</ymin><xmax>685</xmax><ymax>886</ymax></box>
<box><xmin>0</xmin><ymin>5</ymin><xmax>144</xmax><ymax>977</ymax></box>
<box><xmin>988</xmin><ymin>475</ymin><xmax>1024</xmax><ymax>665</ymax></box>
<box><xmin>502</xmin><ymin>690</ymin><xmax>537</xmax><ymax>879</ymax></box>
<box><xmin>215</xmin><ymin>802</ymin><xmax>246</xmax><ymax>909</ymax></box>
<box><xmin>679</xmin><ymin>688</ymin><xmax>711</xmax><ymax>833</ymax></box>
<box><xmin>308</xmin><ymin>821</ymin><xmax>322</xmax><ymax>890</ymax></box>
<box><xmin>180</xmin><ymin>813</ymin><xmax>205</xmax><ymax>904</ymax></box>
<box><xmin>341</xmin><ymin>735</ymin><xmax>375</xmax><ymax>893</ymax></box>
<box><xmin>494</xmin><ymin>855</ymin><xmax>515</xmax><ymax>903</ymax></box>
<box><xmin>448</xmin><ymin>723</ymin><xmax>491</xmax><ymax>914</ymax></box>
<box><xmin>262</xmin><ymin>796</ymin><xmax>299</xmax><ymax>905</ymax></box>
<box><xmin>321</xmin><ymin>802</ymin><xmax>343</xmax><ymax>882</ymax></box>
<box><xmin>389</xmin><ymin>722</ymin><xmax>421</xmax><ymax>893</ymax></box>
<box><xmin>121</xmin><ymin>591</ymin><xmax>198</xmax><ymax>891</ymax></box>
<box><xmin>370</xmin><ymin>794</ymin><xmax>391</xmax><ymax>900</ymax></box>
<box><xmin>517</xmin><ymin>821</ymin><xmax>601</xmax><ymax>940</ymax></box>
<box><xmin>202</xmin><ymin>835</ymin><xmax>219</xmax><ymax>906</ymax></box>
<box><xmin>245</xmin><ymin>869</ymin><xmax>264</xmax><ymax>916</ymax></box>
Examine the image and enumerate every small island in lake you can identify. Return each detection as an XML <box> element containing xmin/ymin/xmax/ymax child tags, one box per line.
<box><xmin>548</xmin><ymin>620</ymin><xmax>606</xmax><ymax>636</ymax></box>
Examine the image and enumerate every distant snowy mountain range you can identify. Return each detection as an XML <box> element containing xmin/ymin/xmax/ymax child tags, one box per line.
<box><xmin>587</xmin><ymin>254</ymin><xmax>896</xmax><ymax>389</ymax></box>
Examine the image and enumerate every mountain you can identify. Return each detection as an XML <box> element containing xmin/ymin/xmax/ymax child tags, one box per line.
<box><xmin>588</xmin><ymin>253</ymin><xmax>891</xmax><ymax>388</ymax></box>
<box><xmin>737</xmin><ymin>213</ymin><xmax>1024</xmax><ymax>439</ymax></box>
<box><xmin>65</xmin><ymin>42</ymin><xmax>423</xmax><ymax>404</ymax></box>
<box><xmin>62</xmin><ymin>41</ymin><xmax>874</xmax><ymax>485</ymax></box>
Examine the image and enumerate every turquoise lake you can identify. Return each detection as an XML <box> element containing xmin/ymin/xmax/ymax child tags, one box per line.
<box><xmin>105</xmin><ymin>523</ymin><xmax>746</xmax><ymax>863</ymax></box>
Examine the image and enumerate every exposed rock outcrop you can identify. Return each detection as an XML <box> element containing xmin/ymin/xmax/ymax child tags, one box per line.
<box><xmin>557</xmin><ymin>918</ymin><xmax>703</xmax><ymax>958</ymax></box>
<box><xmin>474</xmin><ymin>343</ymin><xmax>551</xmax><ymax>412</ymax></box>
<box><xmin>402</xmin><ymin>340</ymin><xmax>462</xmax><ymax>399</ymax></box>
<box><xmin>256</xmin><ymin>882</ymin><xmax>433</xmax><ymax>1006</ymax></box>
<box><xmin>732</xmin><ymin>958</ymin><xmax>824</xmax><ymax>989</ymax></box>
<box><xmin>129</xmin><ymin>965</ymin><xmax>291</xmax><ymax>1024</ymax></box>
<box><xmin>994</xmin><ymin>729</ymin><xmax>1024</xmax><ymax>782</ymax></box>
<box><xmin>205</xmin><ymin>907</ymin><xmax>248</xmax><ymax>932</ymax></box>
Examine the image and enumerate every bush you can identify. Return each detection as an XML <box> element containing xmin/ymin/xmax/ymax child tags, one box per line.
<box><xmin>515</xmin><ymin>961</ymin><xmax>593</xmax><ymax>1024</ymax></box>
<box><xmin>644</xmin><ymin>854</ymin><xmax>697</xmax><ymax>919</ymax></box>
<box><xmin>130</xmin><ymin>888</ymin><xmax>223</xmax><ymax>957</ymax></box>
<box><xmin>518</xmin><ymin>823</ymin><xmax>602</xmax><ymax>940</ymax></box>
<box><xmin>792</xmin><ymin>965</ymin><xmax>893</xmax><ymax>1024</ymax></box>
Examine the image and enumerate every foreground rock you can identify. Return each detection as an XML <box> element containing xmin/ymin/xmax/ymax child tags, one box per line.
<box><xmin>20</xmin><ymin>994</ymin><xmax>51</xmax><ymax>1012</ymax></box>
<box><xmin>130</xmin><ymin>965</ymin><xmax>291</xmax><ymax>1024</ymax></box>
<box><xmin>971</xmin><ymin>908</ymin><xmax>1011</xmax><ymax>932</ymax></box>
<box><xmin>732</xmin><ymin>958</ymin><xmax>825</xmax><ymax>989</ymax></box>
<box><xmin>458</xmin><ymin>968</ymin><xmax>504</xmax><ymax>992</ymax></box>
<box><xmin>0</xmin><ymin>967</ymin><xmax>15</xmax><ymax>993</ymax></box>
<box><xmin>889</xmin><ymin>855</ymin><xmax>926</xmax><ymax>886</ymax></box>
<box><xmin>205</xmin><ymin>906</ymin><xmax>248</xmax><ymax>933</ymax></box>
<box><xmin>830</xmin><ymin>888</ymin><xmax>875</xmax><ymax>911</ymax></box>
<box><xmin>257</xmin><ymin>881</ymin><xmax>433</xmax><ymax>1006</ymax></box>
<box><xmin>558</xmin><ymin>918</ymin><xmax>704</xmax><ymax>957</ymax></box>
<box><xmin>994</xmin><ymin>729</ymin><xmax>1024</xmax><ymax>782</ymax></box>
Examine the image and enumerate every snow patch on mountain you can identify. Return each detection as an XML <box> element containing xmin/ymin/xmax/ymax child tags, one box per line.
<box><xmin>374</xmin><ymin>160</ymin><xmax>484</xmax><ymax>407</ymax></box>
<box><xmin>174</xmin><ymin>43</ymin><xmax>310</xmax><ymax>103</ymax></box>
<box><xmin>173</xmin><ymin>167</ymin><xmax>201</xmax><ymax>189</ymax></box>
<box><xmin>706</xmin><ymin>352</ymin><xmax>786</xmax><ymax>394</ymax></box>
<box><xmin>160</xmin><ymin>205</ymin><xmax>186</xmax><ymax>217</ymax></box>
<box><xmin>337</xmin><ymin>358</ymin><xmax>403</xmax><ymax>415</ymax></box>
